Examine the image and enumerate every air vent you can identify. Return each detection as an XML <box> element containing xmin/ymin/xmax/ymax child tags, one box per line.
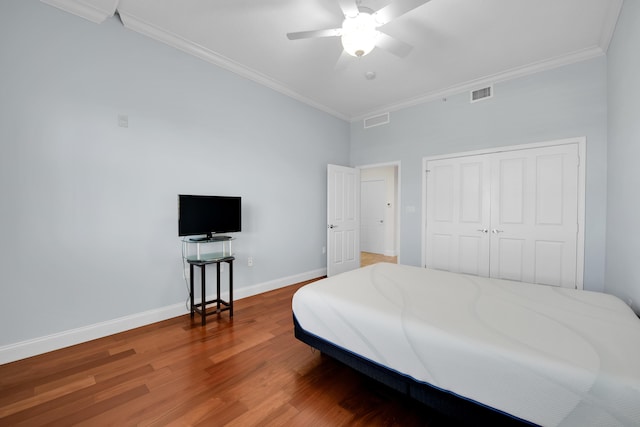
<box><xmin>363</xmin><ymin>112</ymin><xmax>390</xmax><ymax>129</ymax></box>
<box><xmin>470</xmin><ymin>85</ymin><xmax>493</xmax><ymax>103</ymax></box>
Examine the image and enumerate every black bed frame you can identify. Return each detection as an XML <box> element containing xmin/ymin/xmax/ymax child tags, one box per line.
<box><xmin>294</xmin><ymin>315</ymin><xmax>537</xmax><ymax>426</ymax></box>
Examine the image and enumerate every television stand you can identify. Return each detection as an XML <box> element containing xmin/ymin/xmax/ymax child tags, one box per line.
<box><xmin>182</xmin><ymin>237</ymin><xmax>235</xmax><ymax>325</ymax></box>
<box><xmin>187</xmin><ymin>255</ymin><xmax>234</xmax><ymax>325</ymax></box>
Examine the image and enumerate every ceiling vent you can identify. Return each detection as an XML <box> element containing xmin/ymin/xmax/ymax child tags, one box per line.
<box><xmin>363</xmin><ymin>112</ymin><xmax>390</xmax><ymax>129</ymax></box>
<box><xmin>470</xmin><ymin>85</ymin><xmax>493</xmax><ymax>103</ymax></box>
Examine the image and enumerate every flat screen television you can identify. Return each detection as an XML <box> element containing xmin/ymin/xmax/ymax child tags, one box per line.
<box><xmin>178</xmin><ymin>194</ymin><xmax>241</xmax><ymax>240</ymax></box>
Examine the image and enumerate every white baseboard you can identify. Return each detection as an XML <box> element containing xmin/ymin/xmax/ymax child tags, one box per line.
<box><xmin>0</xmin><ymin>303</ymin><xmax>188</xmax><ymax>366</ymax></box>
<box><xmin>227</xmin><ymin>268</ymin><xmax>326</xmax><ymax>301</ymax></box>
<box><xmin>0</xmin><ymin>268</ymin><xmax>326</xmax><ymax>365</ymax></box>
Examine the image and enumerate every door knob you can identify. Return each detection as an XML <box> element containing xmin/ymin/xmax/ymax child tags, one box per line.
<box><xmin>328</xmin><ymin>224</ymin><xmax>338</xmax><ymax>229</ymax></box>
<box><xmin>492</xmin><ymin>229</ymin><xmax>504</xmax><ymax>234</ymax></box>
<box><xmin>379</xmin><ymin>220</ymin><xmax>384</xmax><ymax>223</ymax></box>
<box><xmin>477</xmin><ymin>229</ymin><xmax>489</xmax><ymax>233</ymax></box>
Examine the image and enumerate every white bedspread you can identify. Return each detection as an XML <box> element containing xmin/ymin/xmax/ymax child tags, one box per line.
<box><xmin>292</xmin><ymin>263</ymin><xmax>640</xmax><ymax>426</ymax></box>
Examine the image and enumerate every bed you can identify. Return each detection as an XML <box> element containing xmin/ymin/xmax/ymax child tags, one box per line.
<box><xmin>292</xmin><ymin>263</ymin><xmax>640</xmax><ymax>426</ymax></box>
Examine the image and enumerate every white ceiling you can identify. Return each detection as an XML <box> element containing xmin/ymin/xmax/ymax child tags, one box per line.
<box><xmin>42</xmin><ymin>0</ymin><xmax>623</xmax><ymax>121</ymax></box>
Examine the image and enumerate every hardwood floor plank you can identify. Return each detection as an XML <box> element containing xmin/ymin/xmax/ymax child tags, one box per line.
<box><xmin>223</xmin><ymin>389</ymin><xmax>292</xmax><ymax>427</ymax></box>
<box><xmin>140</xmin><ymin>396</ymin><xmax>228</xmax><ymax>426</ymax></box>
<box><xmin>208</xmin><ymin>330</ymin><xmax>275</xmax><ymax>365</ymax></box>
<box><xmin>259</xmin><ymin>403</ymin><xmax>299</xmax><ymax>427</ymax></box>
<box><xmin>47</xmin><ymin>384</ymin><xmax>149</xmax><ymax>427</ymax></box>
<box><xmin>91</xmin><ymin>364</ymin><xmax>156</xmax><ymax>403</ymax></box>
<box><xmin>193</xmin><ymin>400</ymin><xmax>249</xmax><ymax>427</ymax></box>
<box><xmin>0</xmin><ymin>348</ymin><xmax>115</xmax><ymax>391</ymax></box>
<box><xmin>107</xmin><ymin>381</ymin><xmax>213</xmax><ymax>425</ymax></box>
<box><xmin>0</xmin><ymin>375</ymin><xmax>96</xmax><ymax>418</ymax></box>
<box><xmin>1</xmin><ymin>363</ymin><xmax>152</xmax><ymax>426</ymax></box>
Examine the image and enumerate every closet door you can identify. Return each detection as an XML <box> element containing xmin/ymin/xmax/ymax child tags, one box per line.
<box><xmin>489</xmin><ymin>144</ymin><xmax>579</xmax><ymax>288</ymax></box>
<box><xmin>425</xmin><ymin>154</ymin><xmax>491</xmax><ymax>276</ymax></box>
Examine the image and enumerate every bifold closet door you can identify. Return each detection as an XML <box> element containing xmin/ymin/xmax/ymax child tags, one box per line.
<box><xmin>489</xmin><ymin>144</ymin><xmax>579</xmax><ymax>288</ymax></box>
<box><xmin>425</xmin><ymin>154</ymin><xmax>491</xmax><ymax>276</ymax></box>
<box><xmin>425</xmin><ymin>143</ymin><xmax>579</xmax><ymax>288</ymax></box>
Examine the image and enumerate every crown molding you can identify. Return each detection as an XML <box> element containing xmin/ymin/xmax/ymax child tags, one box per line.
<box><xmin>598</xmin><ymin>0</ymin><xmax>624</xmax><ymax>51</ymax></box>
<box><xmin>40</xmin><ymin>0</ymin><xmax>118</xmax><ymax>23</ymax></box>
<box><xmin>117</xmin><ymin>11</ymin><xmax>350</xmax><ymax>122</ymax></box>
<box><xmin>352</xmin><ymin>46</ymin><xmax>606</xmax><ymax>122</ymax></box>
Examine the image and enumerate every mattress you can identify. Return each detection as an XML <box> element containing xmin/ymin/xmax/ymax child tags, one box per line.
<box><xmin>292</xmin><ymin>263</ymin><xmax>640</xmax><ymax>426</ymax></box>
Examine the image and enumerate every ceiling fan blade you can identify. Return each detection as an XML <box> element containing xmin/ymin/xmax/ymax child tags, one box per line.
<box><xmin>336</xmin><ymin>0</ymin><xmax>359</xmax><ymax>18</ymax></box>
<box><xmin>287</xmin><ymin>28</ymin><xmax>341</xmax><ymax>40</ymax></box>
<box><xmin>373</xmin><ymin>0</ymin><xmax>431</xmax><ymax>26</ymax></box>
<box><xmin>375</xmin><ymin>32</ymin><xmax>413</xmax><ymax>58</ymax></box>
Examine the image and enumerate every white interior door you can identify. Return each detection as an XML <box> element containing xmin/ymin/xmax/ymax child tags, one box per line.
<box><xmin>361</xmin><ymin>179</ymin><xmax>386</xmax><ymax>254</ymax></box>
<box><xmin>489</xmin><ymin>144</ymin><xmax>579</xmax><ymax>287</ymax></box>
<box><xmin>327</xmin><ymin>164</ymin><xmax>360</xmax><ymax>277</ymax></box>
<box><xmin>425</xmin><ymin>155</ymin><xmax>491</xmax><ymax>276</ymax></box>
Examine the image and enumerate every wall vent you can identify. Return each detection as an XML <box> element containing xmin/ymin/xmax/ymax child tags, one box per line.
<box><xmin>363</xmin><ymin>112</ymin><xmax>390</xmax><ymax>129</ymax></box>
<box><xmin>470</xmin><ymin>85</ymin><xmax>493</xmax><ymax>103</ymax></box>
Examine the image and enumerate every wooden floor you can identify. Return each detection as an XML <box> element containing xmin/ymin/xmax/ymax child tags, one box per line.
<box><xmin>0</xmin><ymin>279</ymin><xmax>451</xmax><ymax>426</ymax></box>
<box><xmin>360</xmin><ymin>252</ymin><xmax>397</xmax><ymax>267</ymax></box>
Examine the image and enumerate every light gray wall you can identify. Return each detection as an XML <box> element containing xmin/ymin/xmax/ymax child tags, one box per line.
<box><xmin>0</xmin><ymin>1</ymin><xmax>349</xmax><ymax>346</ymax></box>
<box><xmin>606</xmin><ymin>1</ymin><xmax>640</xmax><ymax>313</ymax></box>
<box><xmin>351</xmin><ymin>57</ymin><xmax>608</xmax><ymax>292</ymax></box>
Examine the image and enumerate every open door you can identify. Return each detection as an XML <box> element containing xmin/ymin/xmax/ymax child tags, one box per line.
<box><xmin>327</xmin><ymin>164</ymin><xmax>360</xmax><ymax>276</ymax></box>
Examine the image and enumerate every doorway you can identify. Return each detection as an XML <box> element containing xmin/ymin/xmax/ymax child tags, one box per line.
<box><xmin>359</xmin><ymin>163</ymin><xmax>400</xmax><ymax>267</ymax></box>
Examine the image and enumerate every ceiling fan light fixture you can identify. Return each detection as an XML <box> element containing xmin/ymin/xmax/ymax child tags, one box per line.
<box><xmin>341</xmin><ymin>13</ymin><xmax>378</xmax><ymax>57</ymax></box>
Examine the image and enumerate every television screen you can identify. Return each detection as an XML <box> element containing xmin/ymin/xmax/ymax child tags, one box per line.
<box><xmin>178</xmin><ymin>195</ymin><xmax>241</xmax><ymax>238</ymax></box>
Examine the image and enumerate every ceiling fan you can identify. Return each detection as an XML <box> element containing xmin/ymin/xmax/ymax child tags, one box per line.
<box><xmin>286</xmin><ymin>0</ymin><xmax>431</xmax><ymax>60</ymax></box>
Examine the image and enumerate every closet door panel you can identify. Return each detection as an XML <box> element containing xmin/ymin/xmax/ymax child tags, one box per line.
<box><xmin>536</xmin><ymin>155</ymin><xmax>565</xmax><ymax>225</ymax></box>
<box><xmin>431</xmin><ymin>233</ymin><xmax>452</xmax><ymax>271</ymax></box>
<box><xmin>426</xmin><ymin>156</ymin><xmax>491</xmax><ymax>276</ymax></box>
<box><xmin>495</xmin><ymin>237</ymin><xmax>525</xmax><ymax>281</ymax></box>
<box><xmin>490</xmin><ymin>144</ymin><xmax>578</xmax><ymax>288</ymax></box>
<box><xmin>460</xmin><ymin>162</ymin><xmax>484</xmax><ymax>223</ymax></box>
<box><xmin>458</xmin><ymin>235</ymin><xmax>485</xmax><ymax>275</ymax></box>
<box><xmin>534</xmin><ymin>240</ymin><xmax>564</xmax><ymax>285</ymax></box>
<box><xmin>497</xmin><ymin>157</ymin><xmax>526</xmax><ymax>224</ymax></box>
<box><xmin>433</xmin><ymin>164</ymin><xmax>454</xmax><ymax>221</ymax></box>
<box><xmin>490</xmin><ymin>153</ymin><xmax>534</xmax><ymax>282</ymax></box>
